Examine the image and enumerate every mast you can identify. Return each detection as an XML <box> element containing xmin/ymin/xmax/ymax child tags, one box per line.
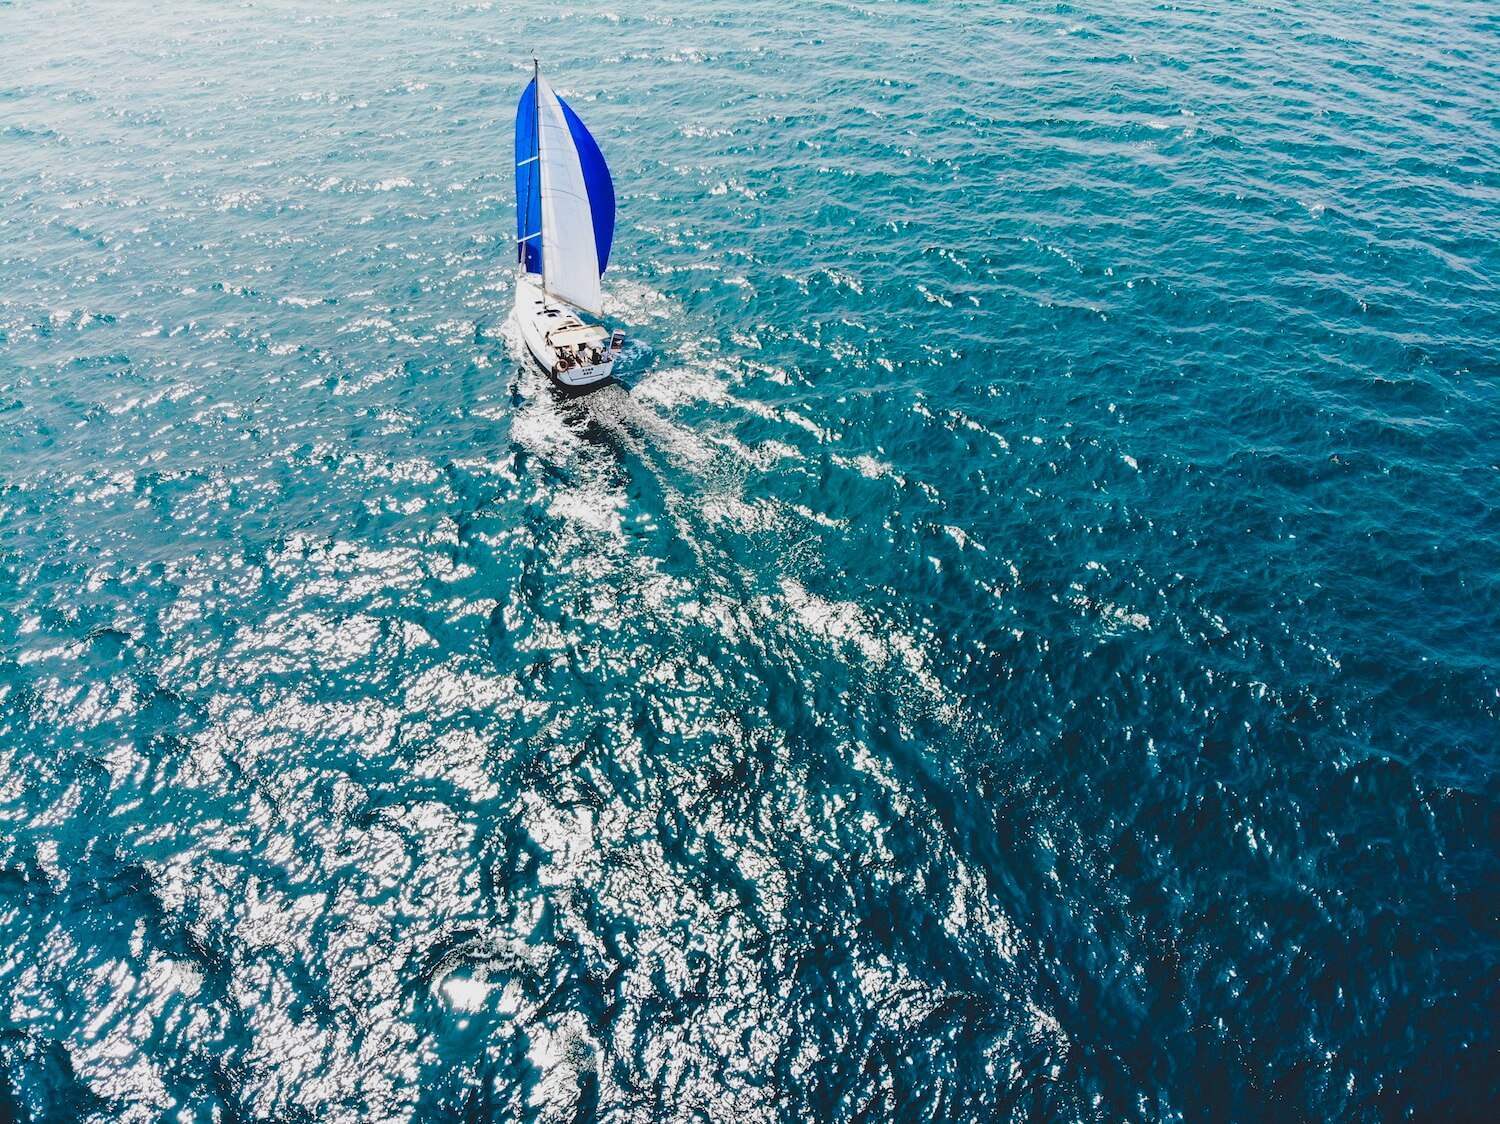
<box><xmin>533</xmin><ymin>57</ymin><xmax>546</xmax><ymax>303</ymax></box>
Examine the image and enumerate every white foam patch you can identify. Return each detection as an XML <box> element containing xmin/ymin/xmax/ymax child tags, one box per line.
<box><xmin>440</xmin><ymin>975</ymin><xmax>492</xmax><ymax>1013</ymax></box>
<box><xmin>833</xmin><ymin>452</ymin><xmax>900</xmax><ymax>481</ymax></box>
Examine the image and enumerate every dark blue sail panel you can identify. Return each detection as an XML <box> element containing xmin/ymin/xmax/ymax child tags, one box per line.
<box><xmin>514</xmin><ymin>79</ymin><xmax>542</xmax><ymax>274</ymax></box>
<box><xmin>558</xmin><ymin>98</ymin><xmax>615</xmax><ymax>275</ymax></box>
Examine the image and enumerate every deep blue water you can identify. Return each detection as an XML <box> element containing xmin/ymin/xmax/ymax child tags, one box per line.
<box><xmin>2</xmin><ymin>1</ymin><xmax>1498</xmax><ymax>1120</ymax></box>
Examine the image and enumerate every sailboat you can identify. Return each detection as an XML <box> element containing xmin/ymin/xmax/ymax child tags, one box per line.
<box><xmin>513</xmin><ymin>60</ymin><xmax>624</xmax><ymax>392</ymax></box>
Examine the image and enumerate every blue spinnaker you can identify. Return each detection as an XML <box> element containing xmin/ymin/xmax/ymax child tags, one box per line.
<box><xmin>559</xmin><ymin>99</ymin><xmax>615</xmax><ymax>275</ymax></box>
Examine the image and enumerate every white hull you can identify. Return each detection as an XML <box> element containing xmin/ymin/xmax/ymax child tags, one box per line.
<box><xmin>513</xmin><ymin>273</ymin><xmax>618</xmax><ymax>390</ymax></box>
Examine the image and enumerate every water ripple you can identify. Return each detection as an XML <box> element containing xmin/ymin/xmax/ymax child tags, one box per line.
<box><xmin>2</xmin><ymin>1</ymin><xmax>1497</xmax><ymax>1120</ymax></box>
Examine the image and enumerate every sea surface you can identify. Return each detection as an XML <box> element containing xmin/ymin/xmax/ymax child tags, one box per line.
<box><xmin>2</xmin><ymin>1</ymin><xmax>1497</xmax><ymax>1120</ymax></box>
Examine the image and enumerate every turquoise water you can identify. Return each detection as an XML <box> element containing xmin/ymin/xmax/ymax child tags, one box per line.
<box><xmin>2</xmin><ymin>0</ymin><xmax>1497</xmax><ymax>1119</ymax></box>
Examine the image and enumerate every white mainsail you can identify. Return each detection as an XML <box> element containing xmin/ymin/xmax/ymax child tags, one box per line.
<box><xmin>535</xmin><ymin>73</ymin><xmax>603</xmax><ymax>316</ymax></box>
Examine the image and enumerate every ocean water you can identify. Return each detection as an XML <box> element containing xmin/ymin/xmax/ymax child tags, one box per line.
<box><xmin>2</xmin><ymin>0</ymin><xmax>1497</xmax><ymax>1119</ymax></box>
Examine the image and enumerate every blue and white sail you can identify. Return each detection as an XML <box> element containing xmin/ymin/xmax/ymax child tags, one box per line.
<box><xmin>515</xmin><ymin>68</ymin><xmax>615</xmax><ymax>316</ymax></box>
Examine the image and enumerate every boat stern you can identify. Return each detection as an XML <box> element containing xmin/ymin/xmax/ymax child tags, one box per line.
<box><xmin>513</xmin><ymin>273</ymin><xmax>622</xmax><ymax>391</ymax></box>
